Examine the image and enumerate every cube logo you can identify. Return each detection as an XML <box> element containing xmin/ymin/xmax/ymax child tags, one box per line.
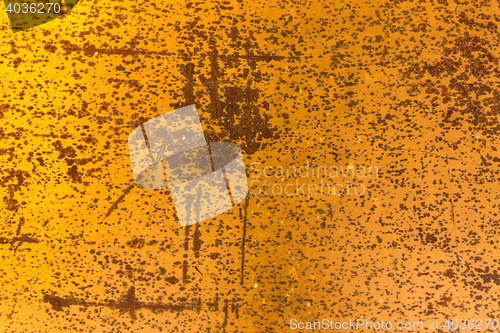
<box><xmin>128</xmin><ymin>105</ymin><xmax>248</xmax><ymax>227</ymax></box>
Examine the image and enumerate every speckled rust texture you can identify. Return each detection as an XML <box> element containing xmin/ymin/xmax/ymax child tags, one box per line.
<box><xmin>1</xmin><ymin>0</ymin><xmax>500</xmax><ymax>332</ymax></box>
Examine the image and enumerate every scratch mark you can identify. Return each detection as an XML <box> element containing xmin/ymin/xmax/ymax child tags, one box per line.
<box><xmin>104</xmin><ymin>183</ymin><xmax>135</xmax><ymax>219</ymax></box>
<box><xmin>222</xmin><ymin>299</ymin><xmax>229</xmax><ymax>328</ymax></box>
<box><xmin>194</xmin><ymin>266</ymin><xmax>203</xmax><ymax>277</ymax></box>
<box><xmin>239</xmin><ymin>197</ymin><xmax>250</xmax><ymax>285</ymax></box>
<box><xmin>183</xmin><ymin>260</ymin><xmax>188</xmax><ymax>284</ymax></box>
<box><xmin>193</xmin><ymin>223</ymin><xmax>202</xmax><ymax>258</ymax></box>
<box><xmin>446</xmin><ymin>156</ymin><xmax>457</xmax><ymax>232</ymax></box>
<box><xmin>184</xmin><ymin>225</ymin><xmax>190</xmax><ymax>251</ymax></box>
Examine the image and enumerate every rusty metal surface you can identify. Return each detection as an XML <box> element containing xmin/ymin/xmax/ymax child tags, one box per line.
<box><xmin>1</xmin><ymin>0</ymin><xmax>500</xmax><ymax>331</ymax></box>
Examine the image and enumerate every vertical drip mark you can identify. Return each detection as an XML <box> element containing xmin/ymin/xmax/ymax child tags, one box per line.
<box><xmin>104</xmin><ymin>184</ymin><xmax>135</xmax><ymax>219</ymax></box>
<box><xmin>193</xmin><ymin>224</ymin><xmax>202</xmax><ymax>258</ymax></box>
<box><xmin>16</xmin><ymin>217</ymin><xmax>24</xmax><ymax>236</ymax></box>
<box><xmin>140</xmin><ymin>123</ymin><xmax>153</xmax><ymax>155</ymax></box>
<box><xmin>195</xmin><ymin>297</ymin><xmax>202</xmax><ymax>312</ymax></box>
<box><xmin>231</xmin><ymin>300</ymin><xmax>240</xmax><ymax>319</ymax></box>
<box><xmin>222</xmin><ymin>169</ymin><xmax>235</xmax><ymax>206</ymax></box>
<box><xmin>60</xmin><ymin>0</ymin><xmax>68</xmax><ymax>15</ymax></box>
<box><xmin>222</xmin><ymin>299</ymin><xmax>229</xmax><ymax>328</ymax></box>
<box><xmin>182</xmin><ymin>260</ymin><xmax>188</xmax><ymax>284</ymax></box>
<box><xmin>194</xmin><ymin>189</ymin><xmax>203</xmax><ymax>225</ymax></box>
<box><xmin>239</xmin><ymin>197</ymin><xmax>249</xmax><ymax>285</ymax></box>
<box><xmin>184</xmin><ymin>225</ymin><xmax>190</xmax><ymax>251</ymax></box>
<box><xmin>209</xmin><ymin>49</ymin><xmax>223</xmax><ymax>118</ymax></box>
<box><xmin>185</xmin><ymin>63</ymin><xmax>195</xmax><ymax>106</ymax></box>
<box><xmin>447</xmin><ymin>157</ymin><xmax>457</xmax><ymax>232</ymax></box>
<box><xmin>13</xmin><ymin>217</ymin><xmax>23</xmax><ymax>251</ymax></box>
<box><xmin>140</xmin><ymin>124</ymin><xmax>150</xmax><ymax>148</ymax></box>
<box><xmin>446</xmin><ymin>156</ymin><xmax>461</xmax><ymax>275</ymax></box>
<box><xmin>140</xmin><ymin>123</ymin><xmax>158</xmax><ymax>169</ymax></box>
<box><xmin>244</xmin><ymin>82</ymin><xmax>253</xmax><ymax>151</ymax></box>
<box><xmin>207</xmin><ymin>143</ymin><xmax>215</xmax><ymax>173</ymax></box>
<box><xmin>161</xmin><ymin>159</ymin><xmax>169</xmax><ymax>187</ymax></box>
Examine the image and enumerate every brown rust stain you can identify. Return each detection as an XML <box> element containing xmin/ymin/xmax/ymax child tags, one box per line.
<box><xmin>4</xmin><ymin>0</ymin><xmax>500</xmax><ymax>331</ymax></box>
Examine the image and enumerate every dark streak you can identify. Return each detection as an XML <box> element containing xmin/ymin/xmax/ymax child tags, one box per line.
<box><xmin>185</xmin><ymin>63</ymin><xmax>195</xmax><ymax>106</ymax></box>
<box><xmin>104</xmin><ymin>183</ymin><xmax>135</xmax><ymax>219</ymax></box>
<box><xmin>446</xmin><ymin>156</ymin><xmax>461</xmax><ymax>273</ymax></box>
<box><xmin>208</xmin><ymin>49</ymin><xmax>224</xmax><ymax>118</ymax></box>
<box><xmin>43</xmin><ymin>286</ymin><xmax>203</xmax><ymax>319</ymax></box>
<box><xmin>231</xmin><ymin>300</ymin><xmax>240</xmax><ymax>319</ymax></box>
<box><xmin>6</xmin><ymin>300</ymin><xmax>16</xmax><ymax>320</ymax></box>
<box><xmin>16</xmin><ymin>217</ymin><xmax>24</xmax><ymax>236</ymax></box>
<box><xmin>445</xmin><ymin>156</ymin><xmax>458</xmax><ymax>232</ymax></box>
<box><xmin>239</xmin><ymin>197</ymin><xmax>250</xmax><ymax>285</ymax></box>
<box><xmin>194</xmin><ymin>266</ymin><xmax>203</xmax><ymax>277</ymax></box>
<box><xmin>218</xmin><ymin>53</ymin><xmax>293</xmax><ymax>63</ymax></box>
<box><xmin>182</xmin><ymin>260</ymin><xmax>188</xmax><ymax>284</ymax></box>
<box><xmin>0</xmin><ymin>217</ymin><xmax>40</xmax><ymax>252</ymax></box>
<box><xmin>222</xmin><ymin>299</ymin><xmax>229</xmax><ymax>327</ymax></box>
<box><xmin>193</xmin><ymin>223</ymin><xmax>202</xmax><ymax>258</ymax></box>
<box><xmin>381</xmin><ymin>46</ymin><xmax>388</xmax><ymax>59</ymax></box>
<box><xmin>184</xmin><ymin>225</ymin><xmax>190</xmax><ymax>251</ymax></box>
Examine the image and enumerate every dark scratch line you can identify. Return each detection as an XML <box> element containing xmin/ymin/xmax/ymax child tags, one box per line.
<box><xmin>446</xmin><ymin>156</ymin><xmax>461</xmax><ymax>274</ymax></box>
<box><xmin>11</xmin><ymin>234</ymin><xmax>40</xmax><ymax>252</ymax></box>
<box><xmin>185</xmin><ymin>63</ymin><xmax>195</xmax><ymax>106</ymax></box>
<box><xmin>56</xmin><ymin>42</ymin><xmax>297</xmax><ymax>62</ymax></box>
<box><xmin>104</xmin><ymin>183</ymin><xmax>136</xmax><ymax>219</ymax></box>
<box><xmin>6</xmin><ymin>300</ymin><xmax>16</xmax><ymax>320</ymax></box>
<box><xmin>218</xmin><ymin>54</ymin><xmax>293</xmax><ymax>61</ymax></box>
<box><xmin>446</xmin><ymin>156</ymin><xmax>457</xmax><ymax>232</ymax></box>
<box><xmin>182</xmin><ymin>260</ymin><xmax>188</xmax><ymax>284</ymax></box>
<box><xmin>222</xmin><ymin>299</ymin><xmax>229</xmax><ymax>328</ymax></box>
<box><xmin>239</xmin><ymin>197</ymin><xmax>250</xmax><ymax>285</ymax></box>
<box><xmin>0</xmin><ymin>217</ymin><xmax>40</xmax><ymax>253</ymax></box>
<box><xmin>209</xmin><ymin>49</ymin><xmax>224</xmax><ymax>118</ymax></box>
<box><xmin>193</xmin><ymin>223</ymin><xmax>202</xmax><ymax>258</ymax></box>
<box><xmin>194</xmin><ymin>266</ymin><xmax>203</xmax><ymax>277</ymax></box>
<box><xmin>184</xmin><ymin>225</ymin><xmax>190</xmax><ymax>251</ymax></box>
<box><xmin>43</xmin><ymin>287</ymin><xmax>236</xmax><ymax>325</ymax></box>
<box><xmin>43</xmin><ymin>286</ymin><xmax>203</xmax><ymax>318</ymax></box>
<box><xmin>16</xmin><ymin>217</ymin><xmax>24</xmax><ymax>236</ymax></box>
